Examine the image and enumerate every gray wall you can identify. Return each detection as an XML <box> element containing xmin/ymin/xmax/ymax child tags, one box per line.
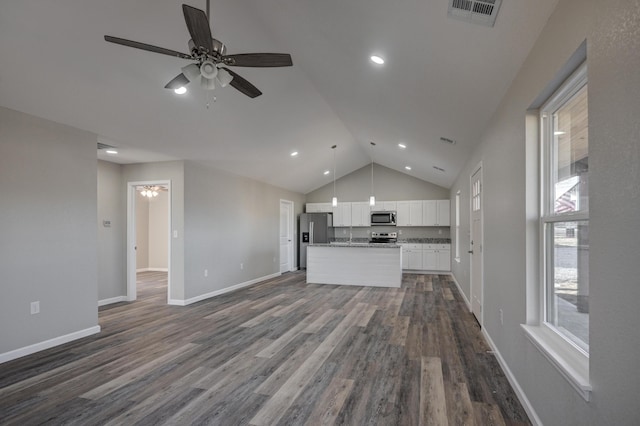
<box><xmin>135</xmin><ymin>192</ymin><xmax>149</xmax><ymax>270</ymax></box>
<box><xmin>589</xmin><ymin>0</ymin><xmax>640</xmax><ymax>422</ymax></box>
<box><xmin>184</xmin><ymin>161</ymin><xmax>305</xmax><ymax>300</ymax></box>
<box><xmin>122</xmin><ymin>161</ymin><xmax>185</xmax><ymax>300</ymax></box>
<box><xmin>306</xmin><ymin>163</ymin><xmax>449</xmax><ymax>202</ymax></box>
<box><xmin>97</xmin><ymin>161</ymin><xmax>126</xmax><ymax>301</ymax></box>
<box><xmin>450</xmin><ymin>0</ymin><xmax>640</xmax><ymax>424</ymax></box>
<box><xmin>148</xmin><ymin>191</ymin><xmax>169</xmax><ymax>269</ymax></box>
<box><xmin>0</xmin><ymin>107</ymin><xmax>98</xmax><ymax>354</ymax></box>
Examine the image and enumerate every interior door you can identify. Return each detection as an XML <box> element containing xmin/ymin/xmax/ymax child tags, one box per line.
<box><xmin>279</xmin><ymin>200</ymin><xmax>294</xmax><ymax>273</ymax></box>
<box><xmin>470</xmin><ymin>166</ymin><xmax>483</xmax><ymax>323</ymax></box>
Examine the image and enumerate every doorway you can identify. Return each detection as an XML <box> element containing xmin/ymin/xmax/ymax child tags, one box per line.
<box><xmin>127</xmin><ymin>180</ymin><xmax>171</xmax><ymax>302</ymax></box>
<box><xmin>470</xmin><ymin>163</ymin><xmax>484</xmax><ymax>324</ymax></box>
<box><xmin>279</xmin><ymin>199</ymin><xmax>295</xmax><ymax>273</ymax></box>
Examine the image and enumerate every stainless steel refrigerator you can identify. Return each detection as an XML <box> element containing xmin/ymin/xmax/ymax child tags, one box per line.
<box><xmin>299</xmin><ymin>213</ymin><xmax>334</xmax><ymax>269</ymax></box>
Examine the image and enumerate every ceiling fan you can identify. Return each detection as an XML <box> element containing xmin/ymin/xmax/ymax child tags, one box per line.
<box><xmin>104</xmin><ymin>2</ymin><xmax>292</xmax><ymax>98</ymax></box>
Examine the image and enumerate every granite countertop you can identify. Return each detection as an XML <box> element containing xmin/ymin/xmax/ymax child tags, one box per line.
<box><xmin>310</xmin><ymin>242</ymin><xmax>400</xmax><ymax>248</ymax></box>
<box><xmin>396</xmin><ymin>238</ymin><xmax>451</xmax><ymax>244</ymax></box>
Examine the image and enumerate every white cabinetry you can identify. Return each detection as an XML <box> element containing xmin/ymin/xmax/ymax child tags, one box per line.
<box><xmin>401</xmin><ymin>244</ymin><xmax>423</xmax><ymax>270</ymax></box>
<box><xmin>423</xmin><ymin>200</ymin><xmax>450</xmax><ymax>226</ymax></box>
<box><xmin>422</xmin><ymin>244</ymin><xmax>451</xmax><ymax>271</ymax></box>
<box><xmin>350</xmin><ymin>202</ymin><xmax>371</xmax><ymax>227</ymax></box>
<box><xmin>375</xmin><ymin>201</ymin><xmax>397</xmax><ymax>212</ymax></box>
<box><xmin>332</xmin><ymin>202</ymin><xmax>352</xmax><ymax>227</ymax></box>
<box><xmin>397</xmin><ymin>201</ymin><xmax>423</xmax><ymax>226</ymax></box>
<box><xmin>306</xmin><ymin>203</ymin><xmax>333</xmax><ymax>213</ymax></box>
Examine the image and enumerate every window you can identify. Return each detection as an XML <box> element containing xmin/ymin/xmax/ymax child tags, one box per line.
<box><xmin>455</xmin><ymin>191</ymin><xmax>461</xmax><ymax>261</ymax></box>
<box><xmin>540</xmin><ymin>63</ymin><xmax>589</xmax><ymax>353</ymax></box>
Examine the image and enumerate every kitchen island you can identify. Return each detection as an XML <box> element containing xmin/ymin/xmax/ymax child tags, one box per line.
<box><xmin>306</xmin><ymin>243</ymin><xmax>402</xmax><ymax>288</ymax></box>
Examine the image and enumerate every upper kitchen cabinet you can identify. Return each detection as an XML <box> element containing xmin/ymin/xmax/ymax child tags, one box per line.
<box><xmin>306</xmin><ymin>202</ymin><xmax>333</xmax><ymax>213</ymax></box>
<box><xmin>351</xmin><ymin>202</ymin><xmax>371</xmax><ymax>227</ymax></box>
<box><xmin>374</xmin><ymin>201</ymin><xmax>397</xmax><ymax>212</ymax></box>
<box><xmin>396</xmin><ymin>201</ymin><xmax>424</xmax><ymax>227</ymax></box>
<box><xmin>332</xmin><ymin>202</ymin><xmax>352</xmax><ymax>227</ymax></box>
<box><xmin>423</xmin><ymin>200</ymin><xmax>450</xmax><ymax>226</ymax></box>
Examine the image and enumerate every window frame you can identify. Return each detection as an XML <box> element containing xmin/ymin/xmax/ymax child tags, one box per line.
<box><xmin>539</xmin><ymin>61</ymin><xmax>589</xmax><ymax>353</ymax></box>
<box><xmin>522</xmin><ymin>61</ymin><xmax>591</xmax><ymax>401</ymax></box>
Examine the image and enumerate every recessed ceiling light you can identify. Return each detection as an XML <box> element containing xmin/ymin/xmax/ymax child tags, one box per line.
<box><xmin>398</xmin><ymin>143</ymin><xmax>406</xmax><ymax>149</ymax></box>
<box><xmin>405</xmin><ymin>166</ymin><xmax>412</xmax><ymax>170</ymax></box>
<box><xmin>324</xmin><ymin>170</ymin><xmax>330</xmax><ymax>175</ymax></box>
<box><xmin>554</xmin><ymin>131</ymin><xmax>566</xmax><ymax>135</ymax></box>
<box><xmin>105</xmin><ymin>150</ymin><xmax>118</xmax><ymax>155</ymax></box>
<box><xmin>370</xmin><ymin>55</ymin><xmax>385</xmax><ymax>65</ymax></box>
<box><xmin>290</xmin><ymin>151</ymin><xmax>299</xmax><ymax>157</ymax></box>
<box><xmin>174</xmin><ymin>86</ymin><xmax>187</xmax><ymax>95</ymax></box>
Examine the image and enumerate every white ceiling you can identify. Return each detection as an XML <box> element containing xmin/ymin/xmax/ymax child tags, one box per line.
<box><xmin>0</xmin><ymin>0</ymin><xmax>558</xmax><ymax>193</ymax></box>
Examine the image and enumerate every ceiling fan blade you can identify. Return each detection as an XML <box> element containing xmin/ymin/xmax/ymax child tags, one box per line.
<box><xmin>223</xmin><ymin>53</ymin><xmax>293</xmax><ymax>67</ymax></box>
<box><xmin>164</xmin><ymin>73</ymin><xmax>190</xmax><ymax>90</ymax></box>
<box><xmin>182</xmin><ymin>4</ymin><xmax>214</xmax><ymax>53</ymax></box>
<box><xmin>104</xmin><ymin>36</ymin><xmax>192</xmax><ymax>60</ymax></box>
<box><xmin>222</xmin><ymin>68</ymin><xmax>262</xmax><ymax>98</ymax></box>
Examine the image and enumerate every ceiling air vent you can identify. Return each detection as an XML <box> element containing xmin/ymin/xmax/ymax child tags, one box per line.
<box><xmin>97</xmin><ymin>142</ymin><xmax>117</xmax><ymax>150</ymax></box>
<box><xmin>448</xmin><ymin>0</ymin><xmax>502</xmax><ymax>27</ymax></box>
<box><xmin>439</xmin><ymin>137</ymin><xmax>456</xmax><ymax>145</ymax></box>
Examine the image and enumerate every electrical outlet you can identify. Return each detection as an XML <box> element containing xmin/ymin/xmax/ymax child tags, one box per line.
<box><xmin>204</xmin><ymin>269</ymin><xmax>208</xmax><ymax>277</ymax></box>
<box><xmin>240</xmin><ymin>263</ymin><xmax>244</xmax><ymax>270</ymax></box>
<box><xmin>399</xmin><ymin>230</ymin><xmax>402</xmax><ymax>235</ymax></box>
<box><xmin>31</xmin><ymin>301</ymin><xmax>40</xmax><ymax>315</ymax></box>
<box><xmin>438</xmin><ymin>229</ymin><xmax>442</xmax><ymax>235</ymax></box>
<box><xmin>343</xmin><ymin>229</ymin><xmax>347</xmax><ymax>235</ymax></box>
<box><xmin>273</xmin><ymin>257</ymin><xmax>276</xmax><ymax>263</ymax></box>
<box><xmin>499</xmin><ymin>309</ymin><xmax>504</xmax><ymax>325</ymax></box>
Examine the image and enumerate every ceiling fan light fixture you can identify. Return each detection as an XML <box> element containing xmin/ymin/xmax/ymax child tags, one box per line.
<box><xmin>216</xmin><ymin>68</ymin><xmax>233</xmax><ymax>88</ymax></box>
<box><xmin>201</xmin><ymin>75</ymin><xmax>216</xmax><ymax>90</ymax></box>
<box><xmin>182</xmin><ymin>63</ymin><xmax>201</xmax><ymax>82</ymax></box>
<box><xmin>174</xmin><ymin>86</ymin><xmax>187</xmax><ymax>95</ymax></box>
<box><xmin>200</xmin><ymin>61</ymin><xmax>218</xmax><ymax>79</ymax></box>
<box><xmin>370</xmin><ymin>55</ymin><xmax>385</xmax><ymax>65</ymax></box>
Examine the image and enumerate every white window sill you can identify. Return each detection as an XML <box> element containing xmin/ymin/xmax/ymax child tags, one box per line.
<box><xmin>521</xmin><ymin>324</ymin><xmax>591</xmax><ymax>401</ymax></box>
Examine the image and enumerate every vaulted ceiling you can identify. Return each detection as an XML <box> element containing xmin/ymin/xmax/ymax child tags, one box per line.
<box><xmin>0</xmin><ymin>0</ymin><xmax>558</xmax><ymax>193</ymax></box>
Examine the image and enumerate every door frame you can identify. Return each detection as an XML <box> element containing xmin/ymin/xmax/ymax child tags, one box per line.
<box><xmin>469</xmin><ymin>162</ymin><xmax>484</xmax><ymax>325</ymax></box>
<box><xmin>279</xmin><ymin>199</ymin><xmax>295</xmax><ymax>272</ymax></box>
<box><xmin>127</xmin><ymin>180</ymin><xmax>172</xmax><ymax>302</ymax></box>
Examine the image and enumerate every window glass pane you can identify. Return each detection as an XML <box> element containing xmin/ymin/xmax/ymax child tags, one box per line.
<box><xmin>546</xmin><ymin>220</ymin><xmax>589</xmax><ymax>351</ymax></box>
<box><xmin>552</xmin><ymin>85</ymin><xmax>588</xmax><ymax>214</ymax></box>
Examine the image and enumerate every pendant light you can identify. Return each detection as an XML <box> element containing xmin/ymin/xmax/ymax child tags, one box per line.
<box><xmin>369</xmin><ymin>142</ymin><xmax>376</xmax><ymax>206</ymax></box>
<box><xmin>331</xmin><ymin>145</ymin><xmax>338</xmax><ymax>207</ymax></box>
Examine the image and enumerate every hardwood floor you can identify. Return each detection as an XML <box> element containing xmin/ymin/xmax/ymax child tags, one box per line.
<box><xmin>0</xmin><ymin>271</ymin><xmax>530</xmax><ymax>425</ymax></box>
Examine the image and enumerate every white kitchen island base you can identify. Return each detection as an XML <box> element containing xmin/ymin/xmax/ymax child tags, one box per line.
<box><xmin>306</xmin><ymin>245</ymin><xmax>402</xmax><ymax>288</ymax></box>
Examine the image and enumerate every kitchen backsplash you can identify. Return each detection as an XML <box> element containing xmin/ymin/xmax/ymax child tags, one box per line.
<box><xmin>333</xmin><ymin>226</ymin><xmax>450</xmax><ymax>239</ymax></box>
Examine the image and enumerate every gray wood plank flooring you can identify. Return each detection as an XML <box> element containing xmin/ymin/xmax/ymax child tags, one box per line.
<box><xmin>0</xmin><ymin>271</ymin><xmax>530</xmax><ymax>425</ymax></box>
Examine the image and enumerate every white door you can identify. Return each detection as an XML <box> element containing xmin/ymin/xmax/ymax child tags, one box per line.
<box><xmin>470</xmin><ymin>165</ymin><xmax>483</xmax><ymax>323</ymax></box>
<box><xmin>279</xmin><ymin>200</ymin><xmax>294</xmax><ymax>273</ymax></box>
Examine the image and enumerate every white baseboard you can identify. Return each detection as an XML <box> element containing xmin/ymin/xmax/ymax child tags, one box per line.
<box><xmin>0</xmin><ymin>326</ymin><xmax>101</xmax><ymax>365</ymax></box>
<box><xmin>449</xmin><ymin>273</ymin><xmax>472</xmax><ymax>311</ymax></box>
<box><xmin>136</xmin><ymin>268</ymin><xmax>168</xmax><ymax>272</ymax></box>
<box><xmin>481</xmin><ymin>328</ymin><xmax>542</xmax><ymax>426</ymax></box>
<box><xmin>98</xmin><ymin>296</ymin><xmax>127</xmax><ymax>306</ymax></box>
<box><xmin>168</xmin><ymin>272</ymin><xmax>282</xmax><ymax>306</ymax></box>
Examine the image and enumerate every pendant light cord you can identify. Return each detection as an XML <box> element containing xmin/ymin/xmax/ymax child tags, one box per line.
<box><xmin>332</xmin><ymin>145</ymin><xmax>337</xmax><ymax>200</ymax></box>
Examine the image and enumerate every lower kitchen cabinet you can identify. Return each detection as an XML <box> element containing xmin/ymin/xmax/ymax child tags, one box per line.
<box><xmin>402</xmin><ymin>243</ymin><xmax>451</xmax><ymax>272</ymax></box>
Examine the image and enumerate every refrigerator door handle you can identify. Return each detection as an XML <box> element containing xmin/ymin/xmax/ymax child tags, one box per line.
<box><xmin>310</xmin><ymin>222</ymin><xmax>314</xmax><ymax>245</ymax></box>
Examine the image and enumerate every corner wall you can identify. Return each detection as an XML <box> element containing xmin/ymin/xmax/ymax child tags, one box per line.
<box><xmin>97</xmin><ymin>160</ymin><xmax>126</xmax><ymax>301</ymax></box>
<box><xmin>183</xmin><ymin>161</ymin><xmax>305</xmax><ymax>301</ymax></box>
<box><xmin>0</xmin><ymin>107</ymin><xmax>99</xmax><ymax>357</ymax></box>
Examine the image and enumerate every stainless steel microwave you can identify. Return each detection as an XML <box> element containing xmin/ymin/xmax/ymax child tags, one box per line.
<box><xmin>370</xmin><ymin>211</ymin><xmax>397</xmax><ymax>226</ymax></box>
